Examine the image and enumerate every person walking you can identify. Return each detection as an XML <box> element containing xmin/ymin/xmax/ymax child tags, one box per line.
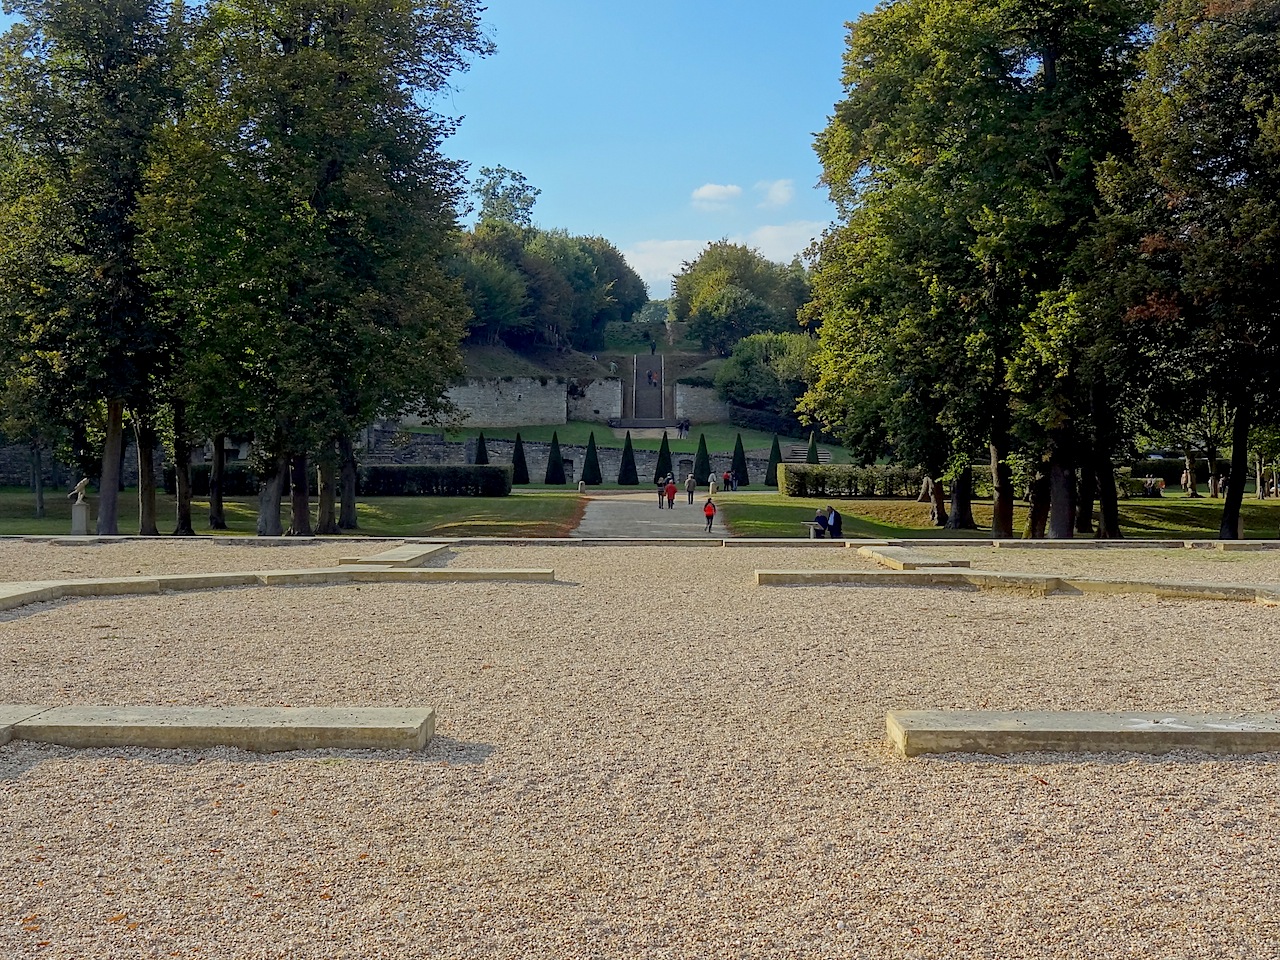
<box><xmin>656</xmin><ymin>476</ymin><xmax>666</xmax><ymax>509</ymax></box>
<box><xmin>665</xmin><ymin>475</ymin><xmax>678</xmax><ymax>509</ymax></box>
<box><xmin>685</xmin><ymin>472</ymin><xmax>697</xmax><ymax>505</ymax></box>
<box><xmin>703</xmin><ymin>498</ymin><xmax>716</xmax><ymax>533</ymax></box>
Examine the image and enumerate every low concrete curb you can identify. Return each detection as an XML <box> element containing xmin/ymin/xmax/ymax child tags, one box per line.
<box><xmin>755</xmin><ymin>568</ymin><xmax>1280</xmax><ymax>604</ymax></box>
<box><xmin>0</xmin><ymin>567</ymin><xmax>555</xmax><ymax>614</ymax></box>
<box><xmin>887</xmin><ymin>709</ymin><xmax>1280</xmax><ymax>757</ymax></box>
<box><xmin>4</xmin><ymin>705</ymin><xmax>435</xmax><ymax>752</ymax></box>
<box><xmin>0</xmin><ymin>706</ymin><xmax>48</xmax><ymax>746</ymax></box>
<box><xmin>857</xmin><ymin>545</ymin><xmax>972</xmax><ymax>570</ymax></box>
<box><xmin>338</xmin><ymin>544</ymin><xmax>449</xmax><ymax>567</ymax></box>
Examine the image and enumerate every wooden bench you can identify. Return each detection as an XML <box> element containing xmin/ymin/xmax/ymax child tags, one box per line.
<box><xmin>802</xmin><ymin>521</ymin><xmax>843</xmax><ymax>539</ymax></box>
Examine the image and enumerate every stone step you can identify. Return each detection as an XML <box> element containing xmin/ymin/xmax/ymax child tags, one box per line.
<box><xmin>887</xmin><ymin>709</ymin><xmax>1280</xmax><ymax>757</ymax></box>
<box><xmin>857</xmin><ymin>545</ymin><xmax>972</xmax><ymax>570</ymax></box>
<box><xmin>9</xmin><ymin>705</ymin><xmax>435</xmax><ymax>752</ymax></box>
<box><xmin>338</xmin><ymin>544</ymin><xmax>448</xmax><ymax>567</ymax></box>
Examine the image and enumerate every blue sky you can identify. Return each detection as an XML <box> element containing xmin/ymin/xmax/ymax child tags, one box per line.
<box><xmin>0</xmin><ymin>1</ymin><xmax>870</xmax><ymax>297</ymax></box>
<box><xmin>445</xmin><ymin>0</ymin><xmax>867</xmax><ymax>295</ymax></box>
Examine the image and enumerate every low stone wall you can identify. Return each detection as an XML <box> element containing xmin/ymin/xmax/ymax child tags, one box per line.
<box><xmin>0</xmin><ymin>441</ymin><xmax>159</xmax><ymax>490</ymax></box>
<box><xmin>567</xmin><ymin>379</ymin><xmax>622</xmax><ymax>423</ymax></box>
<box><xmin>675</xmin><ymin>384</ymin><xmax>730</xmax><ymax>424</ymax></box>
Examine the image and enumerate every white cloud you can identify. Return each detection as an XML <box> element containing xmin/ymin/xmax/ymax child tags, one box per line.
<box><xmin>738</xmin><ymin>220</ymin><xmax>827</xmax><ymax>264</ymax></box>
<box><xmin>622</xmin><ymin>239</ymin><xmax>707</xmax><ymax>298</ymax></box>
<box><xmin>690</xmin><ymin>182</ymin><xmax>742</xmax><ymax>211</ymax></box>
<box><xmin>691</xmin><ymin>183</ymin><xmax>742</xmax><ymax>203</ymax></box>
<box><xmin>755</xmin><ymin>179</ymin><xmax>795</xmax><ymax>209</ymax></box>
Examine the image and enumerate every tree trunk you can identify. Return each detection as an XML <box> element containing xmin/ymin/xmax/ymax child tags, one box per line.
<box><xmin>1207</xmin><ymin>444</ymin><xmax>1219</xmax><ymax>497</ymax></box>
<box><xmin>256</xmin><ymin>456</ymin><xmax>287</xmax><ymax>537</ymax></box>
<box><xmin>286</xmin><ymin>453</ymin><xmax>313</xmax><ymax>537</ymax></box>
<box><xmin>989</xmin><ymin>431</ymin><xmax>1015</xmax><ymax>540</ymax></box>
<box><xmin>315</xmin><ymin>447</ymin><xmax>339</xmax><ymax>535</ymax></box>
<box><xmin>208</xmin><ymin>434</ymin><xmax>228</xmax><ymax>529</ymax></box>
<box><xmin>1218</xmin><ymin>399</ymin><xmax>1251</xmax><ymax>540</ymax></box>
<box><xmin>31</xmin><ymin>444</ymin><xmax>45</xmax><ymax>519</ymax></box>
<box><xmin>922</xmin><ymin>477</ymin><xmax>948</xmax><ymax>526</ymax></box>
<box><xmin>1256</xmin><ymin>457</ymin><xmax>1265</xmax><ymax>500</ymax></box>
<box><xmin>944</xmin><ymin>466</ymin><xmax>976</xmax><ymax>529</ymax></box>
<box><xmin>97</xmin><ymin>398</ymin><xmax>125</xmax><ymax>535</ymax></box>
<box><xmin>1075</xmin><ymin>460</ymin><xmax>1095</xmax><ymax>534</ymax></box>
<box><xmin>172</xmin><ymin>400</ymin><xmax>195</xmax><ymax>536</ymax></box>
<box><xmin>1023</xmin><ymin>467</ymin><xmax>1050</xmax><ymax>539</ymax></box>
<box><xmin>1047</xmin><ymin>428</ymin><xmax>1076</xmax><ymax>539</ymax></box>
<box><xmin>135</xmin><ymin>417</ymin><xmax>160</xmax><ymax>536</ymax></box>
<box><xmin>1183</xmin><ymin>451</ymin><xmax>1201</xmax><ymax>497</ymax></box>
<box><xmin>338</xmin><ymin>434</ymin><xmax>359</xmax><ymax>530</ymax></box>
<box><xmin>916</xmin><ymin>478</ymin><xmax>931</xmax><ymax>503</ymax></box>
<box><xmin>1094</xmin><ymin>453</ymin><xmax>1123</xmax><ymax>539</ymax></box>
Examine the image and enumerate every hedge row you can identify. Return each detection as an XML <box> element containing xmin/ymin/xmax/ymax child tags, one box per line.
<box><xmin>727</xmin><ymin>405</ymin><xmax>806</xmax><ymax>440</ymax></box>
<box><xmin>164</xmin><ymin>463</ymin><xmax>513</xmax><ymax>497</ymax></box>
<box><xmin>358</xmin><ymin>464</ymin><xmax>512</xmax><ymax>497</ymax></box>
<box><xmin>778</xmin><ymin>463</ymin><xmax>923</xmax><ymax>498</ymax></box>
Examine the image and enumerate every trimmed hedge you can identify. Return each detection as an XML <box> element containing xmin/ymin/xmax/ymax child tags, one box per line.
<box><xmin>778</xmin><ymin>463</ymin><xmax>923</xmax><ymax>498</ymax></box>
<box><xmin>728</xmin><ymin>404</ymin><xmax>806</xmax><ymax>439</ymax></box>
<box><xmin>358</xmin><ymin>464</ymin><xmax>512</xmax><ymax>496</ymax></box>
<box><xmin>162</xmin><ymin>462</ymin><xmax>259</xmax><ymax>496</ymax></box>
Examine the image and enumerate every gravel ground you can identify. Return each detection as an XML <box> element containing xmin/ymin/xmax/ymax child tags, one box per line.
<box><xmin>919</xmin><ymin>545</ymin><xmax>1280</xmax><ymax>584</ymax></box>
<box><xmin>1</xmin><ymin>544</ymin><xmax>1278</xmax><ymax>958</ymax></box>
<box><xmin>0</xmin><ymin>540</ymin><xmax>391</xmax><ymax>582</ymax></box>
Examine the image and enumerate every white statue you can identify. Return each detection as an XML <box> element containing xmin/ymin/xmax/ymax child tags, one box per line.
<box><xmin>68</xmin><ymin>477</ymin><xmax>90</xmax><ymax>504</ymax></box>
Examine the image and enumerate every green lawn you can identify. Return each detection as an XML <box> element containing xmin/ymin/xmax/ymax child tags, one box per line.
<box><xmin>717</xmin><ymin>492</ymin><xmax>1280</xmax><ymax>539</ymax></box>
<box><xmin>0</xmin><ymin>487</ymin><xmax>584</xmax><ymax>538</ymax></box>
<box><xmin>432</xmin><ymin>420</ymin><xmax>848</xmax><ymax>461</ymax></box>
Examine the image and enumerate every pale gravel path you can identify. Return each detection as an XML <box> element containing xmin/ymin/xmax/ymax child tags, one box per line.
<box><xmin>0</xmin><ymin>544</ymin><xmax>1278</xmax><ymax>958</ymax></box>
<box><xmin>919</xmin><ymin>545</ymin><xmax>1280</xmax><ymax>584</ymax></box>
<box><xmin>0</xmin><ymin>540</ymin><xmax>397</xmax><ymax>582</ymax></box>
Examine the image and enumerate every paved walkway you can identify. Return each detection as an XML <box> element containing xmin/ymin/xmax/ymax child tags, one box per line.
<box><xmin>571</xmin><ymin>490</ymin><xmax>721</xmax><ymax>539</ymax></box>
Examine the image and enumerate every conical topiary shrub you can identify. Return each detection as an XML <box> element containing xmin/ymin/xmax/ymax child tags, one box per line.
<box><xmin>512</xmin><ymin>433</ymin><xmax>530</xmax><ymax>485</ymax></box>
<box><xmin>694</xmin><ymin>433</ymin><xmax>712</xmax><ymax>484</ymax></box>
<box><xmin>582</xmin><ymin>431</ymin><xmax>603</xmax><ymax>485</ymax></box>
<box><xmin>545</xmin><ymin>431</ymin><xmax>566</xmax><ymax>484</ymax></box>
<box><xmin>731</xmin><ymin>433</ymin><xmax>749</xmax><ymax>487</ymax></box>
<box><xmin>618</xmin><ymin>431</ymin><xmax>639</xmax><ymax>484</ymax></box>
<box><xmin>474</xmin><ymin>432</ymin><xmax>489</xmax><ymax>465</ymax></box>
<box><xmin>653</xmin><ymin>431</ymin><xmax>673</xmax><ymax>482</ymax></box>
<box><xmin>766</xmin><ymin>434</ymin><xmax>781</xmax><ymax>487</ymax></box>
<box><xmin>806</xmin><ymin>431</ymin><xmax>820</xmax><ymax>464</ymax></box>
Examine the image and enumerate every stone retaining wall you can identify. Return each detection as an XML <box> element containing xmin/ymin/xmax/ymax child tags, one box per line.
<box><xmin>675</xmin><ymin>384</ymin><xmax>731</xmax><ymax>424</ymax></box>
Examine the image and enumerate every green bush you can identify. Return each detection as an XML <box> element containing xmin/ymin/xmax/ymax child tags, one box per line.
<box><xmin>731</xmin><ymin>433</ymin><xmax>749</xmax><ymax>487</ymax></box>
<box><xmin>654</xmin><ymin>431</ymin><xmax>673</xmax><ymax>482</ymax></box>
<box><xmin>618</xmin><ymin>431</ymin><xmax>639</xmax><ymax>484</ymax></box>
<box><xmin>582</xmin><ymin>432</ymin><xmax>603</xmax><ymax>485</ymax></box>
<box><xmin>545</xmin><ymin>432</ymin><xmax>566</xmax><ymax>484</ymax></box>
<box><xmin>511</xmin><ymin>433</ymin><xmax>530</xmax><ymax>485</ymax></box>
<box><xmin>693</xmin><ymin>434</ymin><xmax>711</xmax><ymax>483</ymax></box>
<box><xmin>777</xmin><ymin>463</ymin><xmax>923</xmax><ymax>498</ymax></box>
<box><xmin>474</xmin><ymin>432</ymin><xmax>489</xmax><ymax>465</ymax></box>
<box><xmin>357</xmin><ymin>464</ymin><xmax>512</xmax><ymax>496</ymax></box>
<box><xmin>765</xmin><ymin>434</ymin><xmax>781</xmax><ymax>487</ymax></box>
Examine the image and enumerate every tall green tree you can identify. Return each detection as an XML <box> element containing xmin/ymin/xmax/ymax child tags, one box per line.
<box><xmin>693</xmin><ymin>434</ymin><xmax>712</xmax><ymax>484</ymax></box>
<box><xmin>544</xmin><ymin>430</ymin><xmax>566</xmax><ymax>484</ymax></box>
<box><xmin>765</xmin><ymin>434</ymin><xmax>781</xmax><ymax>487</ymax></box>
<box><xmin>803</xmin><ymin>0</ymin><xmax>1151</xmax><ymax>539</ymax></box>
<box><xmin>138</xmin><ymin>0</ymin><xmax>489</xmax><ymax>535</ymax></box>
<box><xmin>471</xmin><ymin>165</ymin><xmax>540</xmax><ymax>226</ymax></box>
<box><xmin>474</xmin><ymin>432</ymin><xmax>489</xmax><ymax>465</ymax></box>
<box><xmin>0</xmin><ymin>0</ymin><xmax>180</xmax><ymax>534</ymax></box>
<box><xmin>1123</xmin><ymin>0</ymin><xmax>1280</xmax><ymax>538</ymax></box>
<box><xmin>731</xmin><ymin>433</ymin><xmax>749</xmax><ymax>487</ymax></box>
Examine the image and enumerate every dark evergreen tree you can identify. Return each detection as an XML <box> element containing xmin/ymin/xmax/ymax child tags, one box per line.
<box><xmin>545</xmin><ymin>431</ymin><xmax>566</xmax><ymax>484</ymax></box>
<box><xmin>694</xmin><ymin>434</ymin><xmax>712</xmax><ymax>484</ymax></box>
<box><xmin>731</xmin><ymin>433</ymin><xmax>749</xmax><ymax>487</ymax></box>
<box><xmin>511</xmin><ymin>432</ymin><xmax>530</xmax><ymax>484</ymax></box>
<box><xmin>806</xmin><ymin>432</ymin><xmax>820</xmax><ymax>464</ymax></box>
<box><xmin>654</xmin><ymin>431</ymin><xmax>673</xmax><ymax>482</ymax></box>
<box><xmin>474</xmin><ymin>432</ymin><xmax>489</xmax><ymax>465</ymax></box>
<box><xmin>617</xmin><ymin>431</ymin><xmax>639</xmax><ymax>484</ymax></box>
<box><xmin>582</xmin><ymin>431</ymin><xmax>603</xmax><ymax>485</ymax></box>
<box><xmin>766</xmin><ymin>434</ymin><xmax>782</xmax><ymax>487</ymax></box>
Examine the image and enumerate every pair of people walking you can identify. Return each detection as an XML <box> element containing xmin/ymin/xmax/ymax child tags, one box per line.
<box><xmin>657</xmin><ymin>474</ymin><xmax>678</xmax><ymax>509</ymax></box>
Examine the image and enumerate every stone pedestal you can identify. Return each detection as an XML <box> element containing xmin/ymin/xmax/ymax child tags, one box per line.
<box><xmin>70</xmin><ymin>501</ymin><xmax>89</xmax><ymax>536</ymax></box>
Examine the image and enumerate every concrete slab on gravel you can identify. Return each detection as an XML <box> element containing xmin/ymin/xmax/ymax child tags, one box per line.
<box><xmin>338</xmin><ymin>544</ymin><xmax>448</xmax><ymax>567</ymax></box>
<box><xmin>857</xmin><ymin>545</ymin><xmax>972</xmax><ymax>570</ymax></box>
<box><xmin>720</xmin><ymin>538</ymin><xmax>856</xmax><ymax>548</ymax></box>
<box><xmin>12</xmin><ymin>705</ymin><xmax>435</xmax><ymax>752</ymax></box>
<box><xmin>887</xmin><ymin>709</ymin><xmax>1280</xmax><ymax>757</ymax></box>
<box><xmin>0</xmin><ymin>706</ymin><xmax>48</xmax><ymax>746</ymax></box>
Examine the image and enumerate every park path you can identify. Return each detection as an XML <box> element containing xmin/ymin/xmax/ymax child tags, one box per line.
<box><xmin>632</xmin><ymin>353</ymin><xmax>664</xmax><ymax>420</ymax></box>
<box><xmin>571</xmin><ymin>490</ymin><xmax>721</xmax><ymax>539</ymax></box>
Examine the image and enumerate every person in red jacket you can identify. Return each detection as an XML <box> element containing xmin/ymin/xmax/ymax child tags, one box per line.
<box><xmin>664</xmin><ymin>476</ymin><xmax>677</xmax><ymax>508</ymax></box>
<box><xmin>703</xmin><ymin>498</ymin><xmax>716</xmax><ymax>533</ymax></box>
